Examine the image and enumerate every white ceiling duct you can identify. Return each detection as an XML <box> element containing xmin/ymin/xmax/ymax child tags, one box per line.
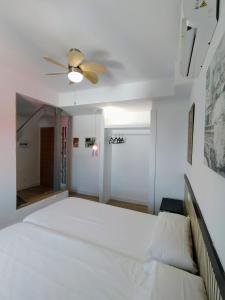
<box><xmin>180</xmin><ymin>0</ymin><xmax>219</xmax><ymax>78</ymax></box>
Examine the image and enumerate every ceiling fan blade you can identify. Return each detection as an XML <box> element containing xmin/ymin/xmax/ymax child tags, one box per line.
<box><xmin>68</xmin><ymin>49</ymin><xmax>85</xmax><ymax>67</ymax></box>
<box><xmin>80</xmin><ymin>63</ymin><xmax>107</xmax><ymax>73</ymax></box>
<box><xmin>46</xmin><ymin>72</ymin><xmax>67</xmax><ymax>75</ymax></box>
<box><xmin>83</xmin><ymin>71</ymin><xmax>98</xmax><ymax>84</ymax></box>
<box><xmin>43</xmin><ymin>56</ymin><xmax>67</xmax><ymax>69</ymax></box>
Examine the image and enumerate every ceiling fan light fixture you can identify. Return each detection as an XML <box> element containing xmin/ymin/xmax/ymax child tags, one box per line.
<box><xmin>68</xmin><ymin>67</ymin><xmax>84</xmax><ymax>83</ymax></box>
<box><xmin>44</xmin><ymin>49</ymin><xmax>106</xmax><ymax>85</ymax></box>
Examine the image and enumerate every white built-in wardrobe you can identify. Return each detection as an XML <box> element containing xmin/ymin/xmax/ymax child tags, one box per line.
<box><xmin>99</xmin><ymin>127</ymin><xmax>151</xmax><ymax>206</ymax></box>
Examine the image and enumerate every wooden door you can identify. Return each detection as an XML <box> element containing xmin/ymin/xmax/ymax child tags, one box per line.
<box><xmin>40</xmin><ymin>127</ymin><xmax>55</xmax><ymax>187</ymax></box>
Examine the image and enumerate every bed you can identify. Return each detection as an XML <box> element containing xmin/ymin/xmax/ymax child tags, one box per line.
<box><xmin>0</xmin><ymin>222</ymin><xmax>150</xmax><ymax>300</ymax></box>
<box><xmin>0</xmin><ymin>222</ymin><xmax>206</xmax><ymax>300</ymax></box>
<box><xmin>1</xmin><ymin>176</ymin><xmax>224</xmax><ymax>300</ymax></box>
<box><xmin>24</xmin><ymin>197</ymin><xmax>158</xmax><ymax>261</ymax></box>
<box><xmin>23</xmin><ymin>177</ymin><xmax>225</xmax><ymax>300</ymax></box>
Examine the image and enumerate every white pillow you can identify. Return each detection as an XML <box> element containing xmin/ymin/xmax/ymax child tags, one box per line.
<box><xmin>144</xmin><ymin>261</ymin><xmax>206</xmax><ymax>300</ymax></box>
<box><xmin>147</xmin><ymin>212</ymin><xmax>197</xmax><ymax>273</ymax></box>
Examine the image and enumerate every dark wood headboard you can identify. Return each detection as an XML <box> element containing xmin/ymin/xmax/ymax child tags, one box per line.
<box><xmin>184</xmin><ymin>175</ymin><xmax>225</xmax><ymax>300</ymax></box>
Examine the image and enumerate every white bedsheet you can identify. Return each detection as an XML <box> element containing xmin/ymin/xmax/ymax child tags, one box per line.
<box><xmin>0</xmin><ymin>223</ymin><xmax>153</xmax><ymax>300</ymax></box>
<box><xmin>24</xmin><ymin>197</ymin><xmax>157</xmax><ymax>261</ymax></box>
<box><xmin>0</xmin><ymin>223</ymin><xmax>206</xmax><ymax>300</ymax></box>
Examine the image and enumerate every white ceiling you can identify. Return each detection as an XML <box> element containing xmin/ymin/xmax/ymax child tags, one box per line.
<box><xmin>0</xmin><ymin>0</ymin><xmax>181</xmax><ymax>92</ymax></box>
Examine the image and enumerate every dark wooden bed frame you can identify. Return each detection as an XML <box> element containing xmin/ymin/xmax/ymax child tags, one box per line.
<box><xmin>184</xmin><ymin>175</ymin><xmax>225</xmax><ymax>300</ymax></box>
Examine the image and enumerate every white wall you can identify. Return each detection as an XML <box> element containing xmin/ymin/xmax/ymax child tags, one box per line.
<box><xmin>150</xmin><ymin>98</ymin><xmax>189</xmax><ymax>212</ymax></box>
<box><xmin>17</xmin><ymin>115</ymin><xmax>40</xmax><ymax>190</ymax></box>
<box><xmin>110</xmin><ymin>129</ymin><xmax>150</xmax><ymax>204</ymax></box>
<box><xmin>59</xmin><ymin>79</ymin><xmax>174</xmax><ymax>107</ymax></box>
<box><xmin>104</xmin><ymin>109</ymin><xmax>150</xmax><ymax>128</ymax></box>
<box><xmin>16</xmin><ymin>113</ymin><xmax>55</xmax><ymax>191</ymax></box>
<box><xmin>187</xmin><ymin>8</ymin><xmax>225</xmax><ymax>269</ymax></box>
<box><xmin>100</xmin><ymin>128</ymin><xmax>112</xmax><ymax>203</ymax></box>
<box><xmin>71</xmin><ymin>114</ymin><xmax>101</xmax><ymax>196</ymax></box>
<box><xmin>0</xmin><ymin>66</ymin><xmax>59</xmax><ymax>229</ymax></box>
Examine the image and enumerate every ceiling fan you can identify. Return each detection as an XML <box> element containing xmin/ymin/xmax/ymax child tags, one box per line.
<box><xmin>44</xmin><ymin>48</ymin><xmax>107</xmax><ymax>84</ymax></box>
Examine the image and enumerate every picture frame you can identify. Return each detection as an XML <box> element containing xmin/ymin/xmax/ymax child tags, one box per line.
<box><xmin>204</xmin><ymin>31</ymin><xmax>225</xmax><ymax>178</ymax></box>
<box><xmin>85</xmin><ymin>137</ymin><xmax>96</xmax><ymax>148</ymax></box>
<box><xmin>73</xmin><ymin>137</ymin><xmax>79</xmax><ymax>148</ymax></box>
<box><xmin>187</xmin><ymin>103</ymin><xmax>195</xmax><ymax>165</ymax></box>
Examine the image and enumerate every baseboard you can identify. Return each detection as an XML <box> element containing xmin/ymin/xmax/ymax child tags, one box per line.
<box><xmin>17</xmin><ymin>182</ymin><xmax>41</xmax><ymax>192</ymax></box>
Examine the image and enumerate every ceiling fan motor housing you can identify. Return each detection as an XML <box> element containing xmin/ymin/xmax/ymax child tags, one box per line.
<box><xmin>68</xmin><ymin>48</ymin><xmax>84</xmax><ymax>68</ymax></box>
<box><xmin>68</xmin><ymin>66</ymin><xmax>82</xmax><ymax>73</ymax></box>
<box><xmin>69</xmin><ymin>48</ymin><xmax>81</xmax><ymax>53</ymax></box>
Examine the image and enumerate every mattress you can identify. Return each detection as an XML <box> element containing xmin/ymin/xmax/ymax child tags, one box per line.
<box><xmin>24</xmin><ymin>197</ymin><xmax>157</xmax><ymax>261</ymax></box>
<box><xmin>0</xmin><ymin>222</ymin><xmax>153</xmax><ymax>300</ymax></box>
<box><xmin>0</xmin><ymin>223</ymin><xmax>206</xmax><ymax>300</ymax></box>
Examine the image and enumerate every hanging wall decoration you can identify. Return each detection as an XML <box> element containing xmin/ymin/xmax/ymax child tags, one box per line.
<box><xmin>92</xmin><ymin>143</ymin><xmax>98</xmax><ymax>157</ymax></box>
<box><xmin>204</xmin><ymin>31</ymin><xmax>225</xmax><ymax>178</ymax></box>
<box><xmin>108</xmin><ymin>135</ymin><xmax>126</xmax><ymax>144</ymax></box>
<box><xmin>19</xmin><ymin>141</ymin><xmax>29</xmax><ymax>148</ymax></box>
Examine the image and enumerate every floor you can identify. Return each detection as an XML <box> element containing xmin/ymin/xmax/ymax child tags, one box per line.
<box><xmin>69</xmin><ymin>191</ymin><xmax>148</xmax><ymax>213</ymax></box>
<box><xmin>69</xmin><ymin>191</ymin><xmax>99</xmax><ymax>202</ymax></box>
<box><xmin>107</xmin><ymin>199</ymin><xmax>148</xmax><ymax>213</ymax></box>
<box><xmin>18</xmin><ymin>187</ymin><xmax>149</xmax><ymax>213</ymax></box>
<box><xmin>17</xmin><ymin>185</ymin><xmax>61</xmax><ymax>208</ymax></box>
